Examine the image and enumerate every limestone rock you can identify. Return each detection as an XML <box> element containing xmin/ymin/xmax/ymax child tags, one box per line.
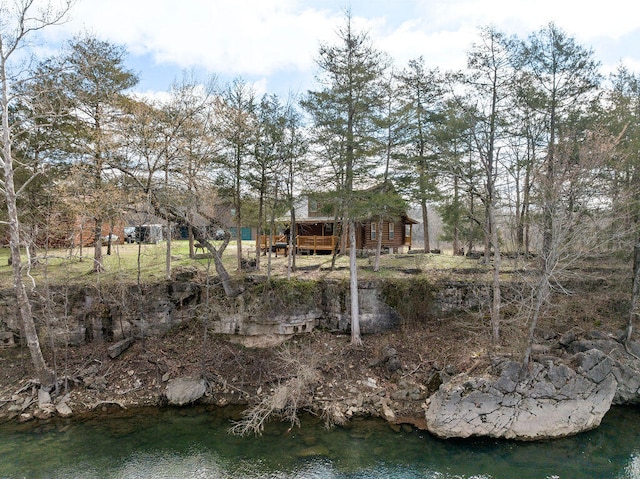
<box><xmin>56</xmin><ymin>401</ymin><xmax>73</xmax><ymax>417</ymax></box>
<box><xmin>564</xmin><ymin>337</ymin><xmax>640</xmax><ymax>405</ymax></box>
<box><xmin>380</xmin><ymin>398</ymin><xmax>396</xmax><ymax>421</ymax></box>
<box><xmin>165</xmin><ymin>377</ymin><xmax>206</xmax><ymax>406</ymax></box>
<box><xmin>37</xmin><ymin>389</ymin><xmax>52</xmax><ymax>409</ymax></box>
<box><xmin>107</xmin><ymin>338</ymin><xmax>134</xmax><ymax>359</ymax></box>
<box><xmin>424</xmin><ymin>349</ymin><xmax>616</xmax><ymax>440</ymax></box>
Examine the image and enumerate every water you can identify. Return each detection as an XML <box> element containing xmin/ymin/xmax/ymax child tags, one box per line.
<box><xmin>1</xmin><ymin>405</ymin><xmax>639</xmax><ymax>479</ymax></box>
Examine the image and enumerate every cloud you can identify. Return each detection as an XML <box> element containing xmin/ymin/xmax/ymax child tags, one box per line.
<box><xmin>41</xmin><ymin>0</ymin><xmax>640</xmax><ymax>96</ymax></box>
<box><xmin>411</xmin><ymin>0</ymin><xmax>639</xmax><ymax>40</ymax></box>
<box><xmin>54</xmin><ymin>0</ymin><xmax>341</xmax><ymax>76</ymax></box>
<box><xmin>376</xmin><ymin>19</ymin><xmax>475</xmax><ymax>71</ymax></box>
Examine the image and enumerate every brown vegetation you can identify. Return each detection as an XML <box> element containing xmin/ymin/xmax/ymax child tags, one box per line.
<box><xmin>0</xmin><ymin>251</ymin><xmax>632</xmax><ymax>428</ymax></box>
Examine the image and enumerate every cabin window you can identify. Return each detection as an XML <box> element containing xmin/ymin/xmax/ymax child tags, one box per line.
<box><xmin>308</xmin><ymin>198</ymin><xmax>318</xmax><ymax>213</ymax></box>
<box><xmin>370</xmin><ymin>223</ymin><xmax>376</xmax><ymax>240</ymax></box>
<box><xmin>388</xmin><ymin>222</ymin><xmax>394</xmax><ymax>240</ymax></box>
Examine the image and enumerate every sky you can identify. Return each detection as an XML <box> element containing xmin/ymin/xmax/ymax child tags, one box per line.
<box><xmin>41</xmin><ymin>0</ymin><xmax>640</xmax><ymax>99</ymax></box>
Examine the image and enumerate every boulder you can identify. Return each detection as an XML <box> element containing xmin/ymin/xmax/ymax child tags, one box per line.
<box><xmin>564</xmin><ymin>336</ymin><xmax>640</xmax><ymax>405</ymax></box>
<box><xmin>165</xmin><ymin>377</ymin><xmax>206</xmax><ymax>406</ymax></box>
<box><xmin>55</xmin><ymin>402</ymin><xmax>73</xmax><ymax>417</ymax></box>
<box><xmin>424</xmin><ymin>349</ymin><xmax>616</xmax><ymax>440</ymax></box>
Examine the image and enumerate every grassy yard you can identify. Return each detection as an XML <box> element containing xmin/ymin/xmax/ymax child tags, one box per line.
<box><xmin>0</xmin><ymin>240</ymin><xmax>501</xmax><ymax>289</ymax></box>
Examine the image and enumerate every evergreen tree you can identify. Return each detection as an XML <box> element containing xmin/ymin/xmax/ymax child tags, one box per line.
<box><xmin>303</xmin><ymin>11</ymin><xmax>388</xmax><ymax>345</ymax></box>
<box><xmin>604</xmin><ymin>67</ymin><xmax>640</xmax><ymax>341</ymax></box>
<box><xmin>521</xmin><ymin>23</ymin><xmax>601</xmax><ymax>259</ymax></box>
<box><xmin>215</xmin><ymin>78</ymin><xmax>257</xmax><ymax>272</ymax></box>
<box><xmin>56</xmin><ymin>35</ymin><xmax>138</xmax><ymax>272</ymax></box>
<box><xmin>397</xmin><ymin>57</ymin><xmax>442</xmax><ymax>252</ymax></box>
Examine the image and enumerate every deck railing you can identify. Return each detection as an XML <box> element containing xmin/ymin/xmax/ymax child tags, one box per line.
<box><xmin>257</xmin><ymin>234</ymin><xmax>287</xmax><ymax>250</ymax></box>
<box><xmin>257</xmin><ymin>235</ymin><xmax>338</xmax><ymax>255</ymax></box>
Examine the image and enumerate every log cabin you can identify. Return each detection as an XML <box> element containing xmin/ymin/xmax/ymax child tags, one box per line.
<box><xmin>257</xmin><ymin>184</ymin><xmax>417</xmax><ymax>255</ymax></box>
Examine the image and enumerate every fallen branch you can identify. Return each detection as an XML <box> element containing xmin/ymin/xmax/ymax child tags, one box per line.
<box><xmin>464</xmin><ymin>359</ymin><xmax>484</xmax><ymax>376</ymax></box>
<box><xmin>228</xmin><ymin>349</ymin><xmax>320</xmax><ymax>436</ymax></box>
<box><xmin>401</xmin><ymin>364</ymin><xmax>422</xmax><ymax>379</ymax></box>
<box><xmin>14</xmin><ymin>380</ymin><xmax>38</xmax><ymax>395</ymax></box>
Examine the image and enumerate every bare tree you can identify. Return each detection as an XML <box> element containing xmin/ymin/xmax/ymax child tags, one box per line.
<box><xmin>0</xmin><ymin>0</ymin><xmax>75</xmax><ymax>386</ymax></box>
<box><xmin>444</xmin><ymin>27</ymin><xmax>520</xmax><ymax>347</ymax></box>
<box><xmin>117</xmin><ymin>77</ymin><xmax>240</xmax><ymax>297</ymax></box>
<box><xmin>522</xmin><ymin>127</ymin><xmax>616</xmax><ymax>367</ymax></box>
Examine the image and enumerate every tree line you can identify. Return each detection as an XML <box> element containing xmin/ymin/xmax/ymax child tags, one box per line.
<box><xmin>2</xmin><ymin>3</ymin><xmax>639</xmax><ymax>384</ymax></box>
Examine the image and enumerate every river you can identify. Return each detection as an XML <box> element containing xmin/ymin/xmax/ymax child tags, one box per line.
<box><xmin>1</xmin><ymin>405</ymin><xmax>640</xmax><ymax>478</ymax></box>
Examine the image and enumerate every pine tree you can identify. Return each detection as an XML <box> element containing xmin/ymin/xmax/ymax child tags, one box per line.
<box><xmin>303</xmin><ymin>11</ymin><xmax>388</xmax><ymax>344</ymax></box>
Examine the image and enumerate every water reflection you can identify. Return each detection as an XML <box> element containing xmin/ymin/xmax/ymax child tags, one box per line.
<box><xmin>1</xmin><ymin>406</ymin><xmax>639</xmax><ymax>478</ymax></box>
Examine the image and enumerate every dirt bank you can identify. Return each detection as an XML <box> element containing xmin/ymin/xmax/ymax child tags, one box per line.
<box><xmin>0</xmin><ymin>255</ymin><xmax>632</xmax><ymax>432</ymax></box>
<box><xmin>0</xmin><ymin>315</ymin><xmax>486</xmax><ymax>428</ymax></box>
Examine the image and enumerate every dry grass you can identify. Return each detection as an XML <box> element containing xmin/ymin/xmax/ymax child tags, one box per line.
<box><xmin>0</xmin><ymin>241</ymin><xmax>498</xmax><ymax>289</ymax></box>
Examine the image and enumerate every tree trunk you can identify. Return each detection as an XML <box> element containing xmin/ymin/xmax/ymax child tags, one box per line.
<box><xmin>625</xmin><ymin>241</ymin><xmax>640</xmax><ymax>342</ymax></box>
<box><xmin>235</xmin><ymin>208</ymin><xmax>243</xmax><ymax>271</ymax></box>
<box><xmin>488</xmin><ymin>201</ymin><xmax>501</xmax><ymax>346</ymax></box>
<box><xmin>373</xmin><ymin>218</ymin><xmax>383</xmax><ymax>272</ymax></box>
<box><xmin>452</xmin><ymin>176</ymin><xmax>460</xmax><ymax>255</ymax></box>
<box><xmin>212</xmin><ymin>248</ymin><xmax>237</xmax><ymax>297</ymax></box>
<box><xmin>287</xmin><ymin>209</ymin><xmax>296</xmax><ymax>279</ymax></box>
<box><xmin>522</xmin><ymin>274</ymin><xmax>551</xmax><ymax>368</ymax></box>
<box><xmin>165</xmin><ymin>220</ymin><xmax>172</xmax><ymax>280</ymax></box>
<box><xmin>93</xmin><ymin>215</ymin><xmax>103</xmax><ymax>272</ymax></box>
<box><xmin>421</xmin><ymin>200</ymin><xmax>430</xmax><ymax>252</ymax></box>
<box><xmin>191</xmin><ymin>229</ymin><xmax>237</xmax><ymax>297</ymax></box>
<box><xmin>256</xmin><ymin>176</ymin><xmax>265</xmax><ymax>271</ymax></box>
<box><xmin>348</xmin><ymin>219</ymin><xmax>361</xmax><ymax>345</ymax></box>
<box><xmin>2</xmin><ymin>112</ymin><xmax>53</xmax><ymax>386</ymax></box>
<box><xmin>467</xmin><ymin>192</ymin><xmax>475</xmax><ymax>255</ymax></box>
<box><xmin>142</xmin><ymin>188</ymin><xmax>237</xmax><ymax>297</ymax></box>
<box><xmin>483</xmin><ymin>202</ymin><xmax>491</xmax><ymax>265</ymax></box>
<box><xmin>330</xmin><ymin>211</ymin><xmax>343</xmax><ymax>270</ymax></box>
<box><xmin>106</xmin><ymin>228</ymin><xmax>112</xmax><ymax>256</ymax></box>
<box><xmin>267</xmin><ymin>208</ymin><xmax>275</xmax><ymax>281</ymax></box>
<box><xmin>27</xmin><ymin>225</ymin><xmax>38</xmax><ymax>266</ymax></box>
<box><xmin>188</xmin><ymin>225</ymin><xmax>195</xmax><ymax>258</ymax></box>
<box><xmin>235</xmin><ymin>145</ymin><xmax>243</xmax><ymax>272</ymax></box>
<box><xmin>542</xmin><ymin>101</ymin><xmax>557</xmax><ymax>260</ymax></box>
<box><xmin>165</xmin><ymin>155</ymin><xmax>172</xmax><ymax>280</ymax></box>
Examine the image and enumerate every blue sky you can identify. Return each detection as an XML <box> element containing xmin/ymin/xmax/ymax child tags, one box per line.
<box><xmin>43</xmin><ymin>0</ymin><xmax>640</xmax><ymax>99</ymax></box>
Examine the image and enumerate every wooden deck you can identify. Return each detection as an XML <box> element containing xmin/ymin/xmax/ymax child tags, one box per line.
<box><xmin>257</xmin><ymin>235</ymin><xmax>338</xmax><ymax>255</ymax></box>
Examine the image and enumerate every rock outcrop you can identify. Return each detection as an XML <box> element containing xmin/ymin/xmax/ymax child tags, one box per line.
<box><xmin>563</xmin><ymin>334</ymin><xmax>640</xmax><ymax>405</ymax></box>
<box><xmin>165</xmin><ymin>377</ymin><xmax>206</xmax><ymax>406</ymax></box>
<box><xmin>425</xmin><ymin>349</ymin><xmax>616</xmax><ymax>440</ymax></box>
